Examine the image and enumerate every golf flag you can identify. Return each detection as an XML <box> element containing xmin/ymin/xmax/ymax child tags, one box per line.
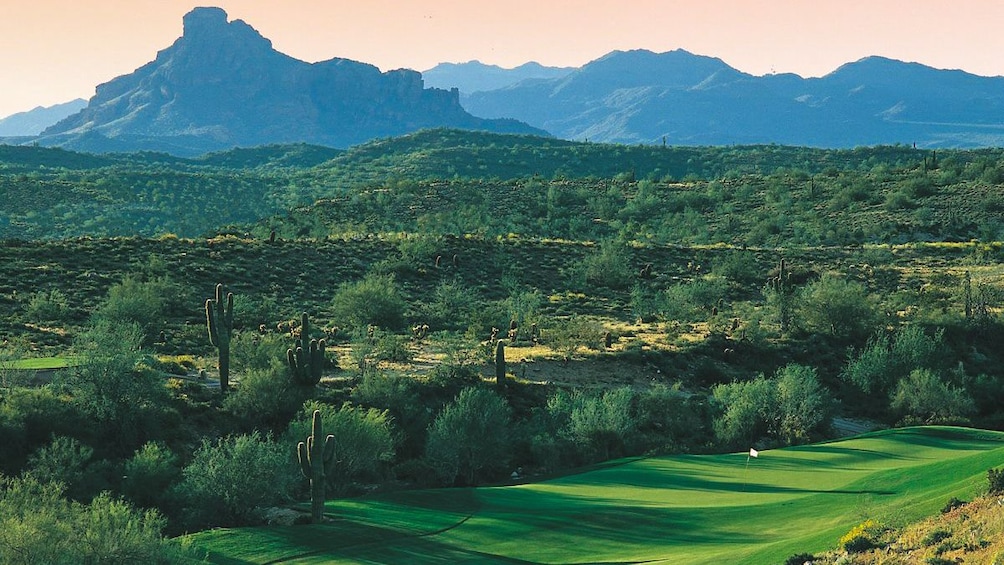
<box><xmin>749</xmin><ymin>448</ymin><xmax>759</xmax><ymax>458</ymax></box>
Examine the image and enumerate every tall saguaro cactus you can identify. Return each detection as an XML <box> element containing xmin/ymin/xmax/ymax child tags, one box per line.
<box><xmin>288</xmin><ymin>312</ymin><xmax>326</xmax><ymax>386</ymax></box>
<box><xmin>297</xmin><ymin>409</ymin><xmax>335</xmax><ymax>524</ymax></box>
<box><xmin>771</xmin><ymin>259</ymin><xmax>792</xmax><ymax>334</ymax></box>
<box><xmin>205</xmin><ymin>283</ymin><xmax>234</xmax><ymax>393</ymax></box>
<box><xmin>495</xmin><ymin>340</ymin><xmax>506</xmax><ymax>393</ymax></box>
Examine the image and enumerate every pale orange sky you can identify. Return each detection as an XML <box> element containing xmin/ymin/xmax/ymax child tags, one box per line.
<box><xmin>1</xmin><ymin>0</ymin><xmax>1003</xmax><ymax>118</ymax></box>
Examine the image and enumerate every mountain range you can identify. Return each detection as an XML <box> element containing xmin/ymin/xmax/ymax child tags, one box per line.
<box><xmin>422</xmin><ymin>61</ymin><xmax>573</xmax><ymax>94</ymax></box>
<box><xmin>0</xmin><ymin>99</ymin><xmax>87</xmax><ymax>137</ymax></box>
<box><xmin>463</xmin><ymin>49</ymin><xmax>1004</xmax><ymax>148</ymax></box>
<box><xmin>6</xmin><ymin>7</ymin><xmax>1004</xmax><ymax>154</ymax></box>
<box><xmin>32</xmin><ymin>7</ymin><xmax>543</xmax><ymax>156</ymax></box>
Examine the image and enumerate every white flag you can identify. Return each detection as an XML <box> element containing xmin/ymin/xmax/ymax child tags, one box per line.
<box><xmin>749</xmin><ymin>448</ymin><xmax>759</xmax><ymax>458</ymax></box>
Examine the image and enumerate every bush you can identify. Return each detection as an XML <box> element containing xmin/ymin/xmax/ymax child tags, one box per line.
<box><xmin>989</xmin><ymin>467</ymin><xmax>1004</xmax><ymax>494</ymax></box>
<box><xmin>941</xmin><ymin>497</ymin><xmax>966</xmax><ymax>514</ymax></box>
<box><xmin>565</xmin><ymin>387</ymin><xmax>637</xmax><ymax>461</ymax></box>
<box><xmin>890</xmin><ymin>369</ymin><xmax>974</xmax><ymax>424</ymax></box>
<box><xmin>330</xmin><ymin>274</ymin><xmax>406</xmax><ymax>330</ymax></box>
<box><xmin>419</xmin><ymin>279</ymin><xmax>480</xmax><ymax>331</ymax></box>
<box><xmin>91</xmin><ymin>275</ymin><xmax>175</xmax><ymax>343</ymax></box>
<box><xmin>784</xmin><ymin>553</ymin><xmax>816</xmax><ymax>565</ymax></box>
<box><xmin>25</xmin><ymin>435</ymin><xmax>109</xmax><ymax>502</ymax></box>
<box><xmin>839</xmin><ymin>519</ymin><xmax>881</xmax><ymax>553</ymax></box>
<box><xmin>229</xmin><ymin>331</ymin><xmax>288</xmax><ymax>373</ymax></box>
<box><xmin>121</xmin><ymin>442</ymin><xmax>180</xmax><ymax>509</ymax></box>
<box><xmin>661</xmin><ymin>277</ymin><xmax>729</xmax><ymax>323</ymax></box>
<box><xmin>23</xmin><ymin>289</ymin><xmax>72</xmax><ymax>323</ymax></box>
<box><xmin>426</xmin><ymin>387</ymin><xmax>512</xmax><ymax>486</ymax></box>
<box><xmin>0</xmin><ymin>475</ymin><xmax>191</xmax><ymax>564</ymax></box>
<box><xmin>711</xmin><ymin>377</ymin><xmax>776</xmax><ymax>449</ymax></box>
<box><xmin>775</xmin><ymin>364</ymin><xmax>832</xmax><ymax>445</ymax></box>
<box><xmin>224</xmin><ymin>365</ymin><xmax>310</xmax><ymax>432</ymax></box>
<box><xmin>842</xmin><ymin>325</ymin><xmax>947</xmax><ymax>399</ymax></box>
<box><xmin>577</xmin><ymin>239</ymin><xmax>633</xmax><ymax>289</ymax></box>
<box><xmin>285</xmin><ymin>401</ymin><xmax>395</xmax><ymax>495</ymax></box>
<box><xmin>173</xmin><ymin>431</ymin><xmax>295</xmax><ymax>529</ymax></box>
<box><xmin>795</xmin><ymin>274</ymin><xmax>877</xmax><ymax>340</ymax></box>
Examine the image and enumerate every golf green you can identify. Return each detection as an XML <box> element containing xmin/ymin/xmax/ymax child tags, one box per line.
<box><xmin>190</xmin><ymin>426</ymin><xmax>1004</xmax><ymax>564</ymax></box>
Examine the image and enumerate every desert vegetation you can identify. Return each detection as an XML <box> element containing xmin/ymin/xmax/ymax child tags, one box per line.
<box><xmin>0</xmin><ymin>130</ymin><xmax>1002</xmax><ymax>562</ymax></box>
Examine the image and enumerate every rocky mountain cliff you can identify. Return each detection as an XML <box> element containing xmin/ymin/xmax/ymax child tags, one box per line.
<box><xmin>38</xmin><ymin>7</ymin><xmax>543</xmax><ymax>156</ymax></box>
<box><xmin>463</xmin><ymin>49</ymin><xmax>1004</xmax><ymax>148</ymax></box>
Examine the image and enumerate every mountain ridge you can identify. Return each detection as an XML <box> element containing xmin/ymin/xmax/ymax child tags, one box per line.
<box><xmin>36</xmin><ymin>7</ymin><xmax>545</xmax><ymax>156</ymax></box>
<box><xmin>463</xmin><ymin>49</ymin><xmax>1004</xmax><ymax>148</ymax></box>
<box><xmin>0</xmin><ymin>99</ymin><xmax>87</xmax><ymax>136</ymax></box>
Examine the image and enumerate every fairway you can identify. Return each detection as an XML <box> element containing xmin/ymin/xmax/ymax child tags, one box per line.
<box><xmin>190</xmin><ymin>427</ymin><xmax>1004</xmax><ymax>564</ymax></box>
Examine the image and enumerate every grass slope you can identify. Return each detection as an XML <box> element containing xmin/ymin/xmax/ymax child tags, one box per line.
<box><xmin>190</xmin><ymin>426</ymin><xmax>1004</xmax><ymax>564</ymax></box>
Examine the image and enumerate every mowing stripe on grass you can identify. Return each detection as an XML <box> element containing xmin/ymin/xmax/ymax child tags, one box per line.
<box><xmin>189</xmin><ymin>426</ymin><xmax>1004</xmax><ymax>564</ymax></box>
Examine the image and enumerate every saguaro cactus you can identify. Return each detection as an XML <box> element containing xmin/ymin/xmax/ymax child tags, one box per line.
<box><xmin>297</xmin><ymin>409</ymin><xmax>335</xmax><ymax>524</ymax></box>
<box><xmin>205</xmin><ymin>283</ymin><xmax>234</xmax><ymax>393</ymax></box>
<box><xmin>495</xmin><ymin>340</ymin><xmax>506</xmax><ymax>393</ymax></box>
<box><xmin>288</xmin><ymin>312</ymin><xmax>326</xmax><ymax>386</ymax></box>
<box><xmin>771</xmin><ymin>259</ymin><xmax>792</xmax><ymax>334</ymax></box>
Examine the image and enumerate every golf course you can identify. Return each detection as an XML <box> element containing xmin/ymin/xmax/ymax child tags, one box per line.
<box><xmin>189</xmin><ymin>426</ymin><xmax>1004</xmax><ymax>564</ymax></box>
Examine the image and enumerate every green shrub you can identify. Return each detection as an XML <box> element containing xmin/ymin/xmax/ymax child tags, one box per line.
<box><xmin>577</xmin><ymin>239</ymin><xmax>633</xmax><ymax>289</ymax></box>
<box><xmin>839</xmin><ymin>519</ymin><xmax>881</xmax><ymax>553</ymax></box>
<box><xmin>285</xmin><ymin>401</ymin><xmax>395</xmax><ymax>494</ymax></box>
<box><xmin>174</xmin><ymin>431</ymin><xmax>295</xmax><ymax>529</ymax></box>
<box><xmin>23</xmin><ymin>289</ymin><xmax>71</xmax><ymax>323</ymax></box>
<box><xmin>229</xmin><ymin>331</ymin><xmax>288</xmax><ymax>373</ymax></box>
<box><xmin>331</xmin><ymin>274</ymin><xmax>406</xmax><ymax>330</ymax></box>
<box><xmin>795</xmin><ymin>273</ymin><xmax>877</xmax><ymax>340</ymax></box>
<box><xmin>426</xmin><ymin>387</ymin><xmax>512</xmax><ymax>486</ymax></box>
<box><xmin>922</xmin><ymin>529</ymin><xmax>952</xmax><ymax>546</ymax></box>
<box><xmin>121</xmin><ymin>442</ymin><xmax>180</xmax><ymax>509</ymax></box>
<box><xmin>989</xmin><ymin>467</ymin><xmax>1004</xmax><ymax>494</ymax></box>
<box><xmin>223</xmin><ymin>365</ymin><xmax>309</xmax><ymax>431</ymax></box>
<box><xmin>92</xmin><ymin>275</ymin><xmax>175</xmax><ymax>343</ymax></box>
<box><xmin>25</xmin><ymin>435</ymin><xmax>108</xmax><ymax>502</ymax></box>
<box><xmin>0</xmin><ymin>475</ymin><xmax>191</xmax><ymax>564</ymax></box>
<box><xmin>890</xmin><ymin>369</ymin><xmax>974</xmax><ymax>424</ymax></box>
<box><xmin>784</xmin><ymin>553</ymin><xmax>816</xmax><ymax>565</ymax></box>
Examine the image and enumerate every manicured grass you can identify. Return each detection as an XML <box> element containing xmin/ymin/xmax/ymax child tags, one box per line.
<box><xmin>8</xmin><ymin>356</ymin><xmax>77</xmax><ymax>370</ymax></box>
<box><xmin>189</xmin><ymin>426</ymin><xmax>1004</xmax><ymax>564</ymax></box>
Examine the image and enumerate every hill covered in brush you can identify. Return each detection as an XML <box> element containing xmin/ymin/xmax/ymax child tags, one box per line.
<box><xmin>3</xmin><ymin>129</ymin><xmax>1004</xmax><ymax>244</ymax></box>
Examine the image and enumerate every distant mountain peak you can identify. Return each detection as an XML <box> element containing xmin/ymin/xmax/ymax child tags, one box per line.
<box><xmin>35</xmin><ymin>6</ymin><xmax>543</xmax><ymax>155</ymax></box>
<box><xmin>179</xmin><ymin>7</ymin><xmax>272</xmax><ymax>50</ymax></box>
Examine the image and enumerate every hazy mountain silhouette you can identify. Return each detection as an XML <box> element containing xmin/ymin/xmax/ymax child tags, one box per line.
<box><xmin>422</xmin><ymin>61</ymin><xmax>574</xmax><ymax>94</ymax></box>
<box><xmin>38</xmin><ymin>7</ymin><xmax>544</xmax><ymax>156</ymax></box>
<box><xmin>464</xmin><ymin>49</ymin><xmax>1004</xmax><ymax>148</ymax></box>
<box><xmin>0</xmin><ymin>99</ymin><xmax>87</xmax><ymax>137</ymax></box>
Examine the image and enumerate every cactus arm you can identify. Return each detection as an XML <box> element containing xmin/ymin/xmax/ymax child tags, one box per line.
<box><xmin>297</xmin><ymin>441</ymin><xmax>310</xmax><ymax>478</ymax></box>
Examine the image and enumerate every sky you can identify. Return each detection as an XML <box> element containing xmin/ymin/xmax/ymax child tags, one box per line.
<box><xmin>1</xmin><ymin>0</ymin><xmax>1003</xmax><ymax>118</ymax></box>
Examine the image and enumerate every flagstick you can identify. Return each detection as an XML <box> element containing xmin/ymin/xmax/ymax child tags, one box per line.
<box><xmin>742</xmin><ymin>454</ymin><xmax>750</xmax><ymax>492</ymax></box>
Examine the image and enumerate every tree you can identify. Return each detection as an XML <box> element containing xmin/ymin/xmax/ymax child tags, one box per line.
<box><xmin>64</xmin><ymin>319</ymin><xmax>170</xmax><ymax>451</ymax></box>
<box><xmin>712</xmin><ymin>365</ymin><xmax>832</xmax><ymax>448</ymax></box>
<box><xmin>711</xmin><ymin>377</ymin><xmax>777</xmax><ymax>449</ymax></box>
<box><xmin>563</xmin><ymin>387</ymin><xmax>637</xmax><ymax>461</ymax></box>
<box><xmin>330</xmin><ymin>274</ymin><xmax>406</xmax><ymax>330</ymax></box>
<box><xmin>426</xmin><ymin>387</ymin><xmax>512</xmax><ymax>486</ymax></box>
<box><xmin>775</xmin><ymin>364</ymin><xmax>832</xmax><ymax>445</ymax></box>
<box><xmin>121</xmin><ymin>442</ymin><xmax>180</xmax><ymax>510</ymax></box>
<box><xmin>0</xmin><ymin>475</ymin><xmax>190</xmax><ymax>564</ymax></box>
<box><xmin>286</xmin><ymin>402</ymin><xmax>395</xmax><ymax>495</ymax></box>
<box><xmin>842</xmin><ymin>325</ymin><xmax>948</xmax><ymax>400</ymax></box>
<box><xmin>173</xmin><ymin>431</ymin><xmax>294</xmax><ymax>529</ymax></box>
<box><xmin>890</xmin><ymin>369</ymin><xmax>974</xmax><ymax>424</ymax></box>
<box><xmin>92</xmin><ymin>275</ymin><xmax>172</xmax><ymax>344</ymax></box>
<box><xmin>795</xmin><ymin>274</ymin><xmax>877</xmax><ymax>340</ymax></box>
